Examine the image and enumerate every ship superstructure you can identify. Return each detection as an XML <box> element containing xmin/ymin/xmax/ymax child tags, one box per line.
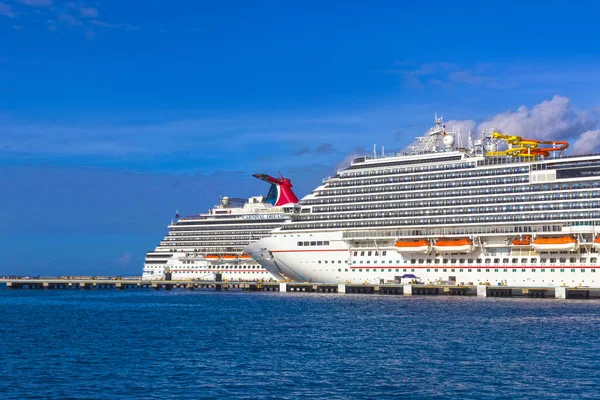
<box><xmin>142</xmin><ymin>174</ymin><xmax>299</xmax><ymax>281</ymax></box>
<box><xmin>245</xmin><ymin>117</ymin><xmax>600</xmax><ymax>287</ymax></box>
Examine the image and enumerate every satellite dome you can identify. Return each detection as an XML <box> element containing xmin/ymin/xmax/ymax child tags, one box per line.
<box><xmin>221</xmin><ymin>196</ymin><xmax>230</xmax><ymax>205</ymax></box>
<box><xmin>443</xmin><ymin>135</ymin><xmax>455</xmax><ymax>148</ymax></box>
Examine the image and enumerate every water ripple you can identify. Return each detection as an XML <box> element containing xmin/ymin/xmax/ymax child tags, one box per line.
<box><xmin>1</xmin><ymin>290</ymin><xmax>599</xmax><ymax>398</ymax></box>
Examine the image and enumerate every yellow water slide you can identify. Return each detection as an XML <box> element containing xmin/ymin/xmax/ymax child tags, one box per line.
<box><xmin>486</xmin><ymin>132</ymin><xmax>569</xmax><ymax>157</ymax></box>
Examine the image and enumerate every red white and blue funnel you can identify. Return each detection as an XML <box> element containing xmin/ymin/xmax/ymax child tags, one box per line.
<box><xmin>253</xmin><ymin>173</ymin><xmax>299</xmax><ymax>206</ymax></box>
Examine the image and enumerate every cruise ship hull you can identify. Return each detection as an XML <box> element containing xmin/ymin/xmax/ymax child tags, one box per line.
<box><xmin>246</xmin><ymin>231</ymin><xmax>600</xmax><ymax>287</ymax></box>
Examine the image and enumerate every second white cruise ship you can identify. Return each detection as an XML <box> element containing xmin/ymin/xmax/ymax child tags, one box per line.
<box><xmin>142</xmin><ymin>174</ymin><xmax>299</xmax><ymax>281</ymax></box>
<box><xmin>246</xmin><ymin>117</ymin><xmax>600</xmax><ymax>287</ymax></box>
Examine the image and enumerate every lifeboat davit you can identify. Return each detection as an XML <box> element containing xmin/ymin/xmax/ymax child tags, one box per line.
<box><xmin>511</xmin><ymin>235</ymin><xmax>531</xmax><ymax>246</ymax></box>
<box><xmin>394</xmin><ymin>239</ymin><xmax>431</xmax><ymax>253</ymax></box>
<box><xmin>205</xmin><ymin>254</ymin><xmax>220</xmax><ymax>260</ymax></box>
<box><xmin>433</xmin><ymin>238</ymin><xmax>473</xmax><ymax>253</ymax></box>
<box><xmin>239</xmin><ymin>253</ymin><xmax>252</xmax><ymax>260</ymax></box>
<box><xmin>532</xmin><ymin>236</ymin><xmax>578</xmax><ymax>252</ymax></box>
<box><xmin>593</xmin><ymin>237</ymin><xmax>600</xmax><ymax>251</ymax></box>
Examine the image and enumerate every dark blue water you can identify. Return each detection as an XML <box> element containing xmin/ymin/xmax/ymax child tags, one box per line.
<box><xmin>1</xmin><ymin>289</ymin><xmax>599</xmax><ymax>399</ymax></box>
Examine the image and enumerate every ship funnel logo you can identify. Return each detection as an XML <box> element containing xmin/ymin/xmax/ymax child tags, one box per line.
<box><xmin>253</xmin><ymin>174</ymin><xmax>299</xmax><ymax>206</ymax></box>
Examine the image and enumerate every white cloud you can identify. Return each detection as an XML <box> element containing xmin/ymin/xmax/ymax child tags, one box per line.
<box><xmin>117</xmin><ymin>252</ymin><xmax>132</xmax><ymax>265</ymax></box>
<box><xmin>476</xmin><ymin>95</ymin><xmax>594</xmax><ymax>141</ymax></box>
<box><xmin>571</xmin><ymin>129</ymin><xmax>600</xmax><ymax>155</ymax></box>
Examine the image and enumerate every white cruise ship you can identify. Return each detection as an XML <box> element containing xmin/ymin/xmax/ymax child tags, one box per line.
<box><xmin>142</xmin><ymin>174</ymin><xmax>299</xmax><ymax>281</ymax></box>
<box><xmin>245</xmin><ymin>117</ymin><xmax>600</xmax><ymax>287</ymax></box>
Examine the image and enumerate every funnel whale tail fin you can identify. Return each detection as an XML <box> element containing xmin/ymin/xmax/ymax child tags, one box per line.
<box><xmin>253</xmin><ymin>174</ymin><xmax>299</xmax><ymax>206</ymax></box>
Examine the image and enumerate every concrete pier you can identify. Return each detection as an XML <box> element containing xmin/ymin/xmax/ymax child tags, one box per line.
<box><xmin>3</xmin><ymin>278</ymin><xmax>600</xmax><ymax>300</ymax></box>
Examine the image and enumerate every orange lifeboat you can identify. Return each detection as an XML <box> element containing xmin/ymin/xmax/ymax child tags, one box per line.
<box><xmin>511</xmin><ymin>235</ymin><xmax>531</xmax><ymax>246</ymax></box>
<box><xmin>222</xmin><ymin>254</ymin><xmax>239</xmax><ymax>260</ymax></box>
<box><xmin>593</xmin><ymin>237</ymin><xmax>600</xmax><ymax>251</ymax></box>
<box><xmin>205</xmin><ymin>254</ymin><xmax>220</xmax><ymax>260</ymax></box>
<box><xmin>394</xmin><ymin>239</ymin><xmax>431</xmax><ymax>253</ymax></box>
<box><xmin>239</xmin><ymin>253</ymin><xmax>252</xmax><ymax>260</ymax></box>
<box><xmin>433</xmin><ymin>238</ymin><xmax>473</xmax><ymax>253</ymax></box>
<box><xmin>532</xmin><ymin>236</ymin><xmax>578</xmax><ymax>252</ymax></box>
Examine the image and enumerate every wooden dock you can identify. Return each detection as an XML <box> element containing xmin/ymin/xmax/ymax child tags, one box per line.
<box><xmin>2</xmin><ymin>278</ymin><xmax>600</xmax><ymax>299</ymax></box>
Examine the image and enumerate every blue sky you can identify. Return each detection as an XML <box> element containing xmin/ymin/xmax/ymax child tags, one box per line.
<box><xmin>1</xmin><ymin>0</ymin><xmax>600</xmax><ymax>276</ymax></box>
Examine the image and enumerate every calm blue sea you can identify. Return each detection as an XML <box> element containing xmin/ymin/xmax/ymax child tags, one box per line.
<box><xmin>1</xmin><ymin>288</ymin><xmax>599</xmax><ymax>399</ymax></box>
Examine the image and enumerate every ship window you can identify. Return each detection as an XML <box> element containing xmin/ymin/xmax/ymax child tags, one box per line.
<box><xmin>310</xmin><ymin>241</ymin><xmax>316</xmax><ymax>246</ymax></box>
<box><xmin>317</xmin><ymin>241</ymin><xmax>323</xmax><ymax>245</ymax></box>
<box><xmin>324</xmin><ymin>241</ymin><xmax>329</xmax><ymax>245</ymax></box>
<box><xmin>427</xmin><ymin>269</ymin><xmax>431</xmax><ymax>272</ymax></box>
<box><xmin>434</xmin><ymin>259</ymin><xmax>440</xmax><ymax>264</ymax></box>
<box><xmin>368</xmin><ymin>251</ymin><xmax>372</xmax><ymax>256</ymax></box>
<box><xmin>581</xmin><ymin>269</ymin><xmax>586</xmax><ymax>273</ymax></box>
<box><xmin>520</xmin><ymin>258</ymin><xmax>527</xmax><ymax>263</ymax></box>
<box><xmin>485</xmin><ymin>269</ymin><xmax>490</xmax><ymax>272</ymax></box>
<box><xmin>560</xmin><ymin>269</ymin><xmax>565</xmax><ymax>272</ymax></box>
<box><xmin>531</xmin><ymin>259</ymin><xmax>537</xmax><ymax>263</ymax></box>
<box><xmin>361</xmin><ymin>251</ymin><xmax>365</xmax><ymax>256</ymax></box>
<box><xmin>382</xmin><ymin>251</ymin><xmax>387</xmax><ymax>256</ymax></box>
<box><xmin>304</xmin><ymin>241</ymin><xmax>309</xmax><ymax>246</ymax></box>
<box><xmin>592</xmin><ymin>269</ymin><xmax>596</xmax><ymax>272</ymax></box>
<box><xmin>494</xmin><ymin>269</ymin><xmax>499</xmax><ymax>272</ymax></box>
<box><xmin>503</xmin><ymin>269</ymin><xmax>508</xmax><ymax>272</ymax></box>
<box><xmin>503</xmin><ymin>258</ymin><xmax>509</xmax><ymax>263</ymax></box>
<box><xmin>468</xmin><ymin>269</ymin><xmax>472</xmax><ymax>272</ymax></box>
<box><xmin>485</xmin><ymin>258</ymin><xmax>491</xmax><ymax>264</ymax></box>
<box><xmin>467</xmin><ymin>259</ymin><xmax>473</xmax><ymax>264</ymax></box>
<box><xmin>459</xmin><ymin>259</ymin><xmax>465</xmax><ymax>264</ymax></box>
<box><xmin>353</xmin><ymin>251</ymin><xmax>357</xmax><ymax>256</ymax></box>
<box><xmin>434</xmin><ymin>269</ymin><xmax>439</xmax><ymax>272</ymax></box>
<box><xmin>560</xmin><ymin>258</ymin><xmax>567</xmax><ymax>263</ymax></box>
<box><xmin>298</xmin><ymin>242</ymin><xmax>303</xmax><ymax>246</ymax></box>
<box><xmin>521</xmin><ymin>269</ymin><xmax>526</xmax><ymax>272</ymax></box>
<box><xmin>512</xmin><ymin>269</ymin><xmax>517</xmax><ymax>272</ymax></box>
<box><xmin>426</xmin><ymin>259</ymin><xmax>431</xmax><ymax>264</ymax></box>
<box><xmin>418</xmin><ymin>259</ymin><xmax>424</xmax><ymax>264</ymax></box>
<box><xmin>580</xmin><ymin>257</ymin><xmax>587</xmax><ymax>263</ymax></box>
<box><xmin>442</xmin><ymin>259</ymin><xmax>448</xmax><ymax>264</ymax></box>
<box><xmin>476</xmin><ymin>258</ymin><xmax>482</xmax><ymax>263</ymax></box>
<box><xmin>477</xmin><ymin>269</ymin><xmax>481</xmax><ymax>272</ymax></box>
<box><xmin>591</xmin><ymin>258</ymin><xmax>598</xmax><ymax>263</ymax></box>
<box><xmin>550</xmin><ymin>258</ymin><xmax>557</xmax><ymax>263</ymax></box>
